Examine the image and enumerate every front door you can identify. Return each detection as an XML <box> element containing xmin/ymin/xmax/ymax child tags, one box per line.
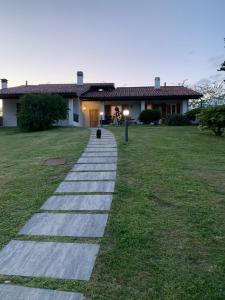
<box><xmin>89</xmin><ymin>109</ymin><xmax>99</xmax><ymax>127</ymax></box>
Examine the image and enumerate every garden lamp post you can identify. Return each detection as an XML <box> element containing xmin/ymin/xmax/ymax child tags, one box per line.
<box><xmin>100</xmin><ymin>111</ymin><xmax>104</xmax><ymax>128</ymax></box>
<box><xmin>123</xmin><ymin>109</ymin><xmax>130</xmax><ymax>142</ymax></box>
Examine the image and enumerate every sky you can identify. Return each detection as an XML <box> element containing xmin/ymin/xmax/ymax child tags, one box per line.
<box><xmin>0</xmin><ymin>0</ymin><xmax>225</xmax><ymax>88</ymax></box>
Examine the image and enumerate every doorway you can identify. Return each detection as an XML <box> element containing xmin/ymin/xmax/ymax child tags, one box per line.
<box><xmin>89</xmin><ymin>109</ymin><xmax>99</xmax><ymax>127</ymax></box>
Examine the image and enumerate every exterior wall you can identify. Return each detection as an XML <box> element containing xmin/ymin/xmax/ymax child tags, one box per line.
<box><xmin>182</xmin><ymin>99</ymin><xmax>188</xmax><ymax>113</ymax></box>
<box><xmin>2</xmin><ymin>99</ymin><xmax>18</xmax><ymax>127</ymax></box>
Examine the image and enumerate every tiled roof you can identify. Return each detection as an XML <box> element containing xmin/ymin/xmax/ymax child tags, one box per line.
<box><xmin>0</xmin><ymin>83</ymin><xmax>202</xmax><ymax>100</ymax></box>
<box><xmin>0</xmin><ymin>83</ymin><xmax>114</xmax><ymax>98</ymax></box>
<box><xmin>81</xmin><ymin>86</ymin><xmax>202</xmax><ymax>99</ymax></box>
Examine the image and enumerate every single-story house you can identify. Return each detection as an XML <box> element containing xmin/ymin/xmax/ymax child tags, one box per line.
<box><xmin>0</xmin><ymin>72</ymin><xmax>202</xmax><ymax>127</ymax></box>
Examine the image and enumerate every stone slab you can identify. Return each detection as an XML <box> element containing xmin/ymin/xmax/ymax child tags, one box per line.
<box><xmin>0</xmin><ymin>284</ymin><xmax>84</xmax><ymax>300</ymax></box>
<box><xmin>65</xmin><ymin>171</ymin><xmax>116</xmax><ymax>181</ymax></box>
<box><xmin>41</xmin><ymin>195</ymin><xmax>112</xmax><ymax>211</ymax></box>
<box><xmin>72</xmin><ymin>164</ymin><xmax>117</xmax><ymax>171</ymax></box>
<box><xmin>88</xmin><ymin>141</ymin><xmax>116</xmax><ymax>144</ymax></box>
<box><xmin>82</xmin><ymin>152</ymin><xmax>117</xmax><ymax>157</ymax></box>
<box><xmin>87</xmin><ymin>144</ymin><xmax>117</xmax><ymax>148</ymax></box>
<box><xmin>0</xmin><ymin>240</ymin><xmax>99</xmax><ymax>280</ymax></box>
<box><xmin>55</xmin><ymin>181</ymin><xmax>115</xmax><ymax>193</ymax></box>
<box><xmin>77</xmin><ymin>157</ymin><xmax>117</xmax><ymax>164</ymax></box>
<box><xmin>85</xmin><ymin>147</ymin><xmax>117</xmax><ymax>152</ymax></box>
<box><xmin>88</xmin><ymin>139</ymin><xmax>115</xmax><ymax>142</ymax></box>
<box><xmin>19</xmin><ymin>213</ymin><xmax>108</xmax><ymax>237</ymax></box>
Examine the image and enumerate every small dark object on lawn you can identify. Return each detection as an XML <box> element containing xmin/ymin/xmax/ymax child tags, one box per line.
<box><xmin>43</xmin><ymin>159</ymin><xmax>66</xmax><ymax>166</ymax></box>
<box><xmin>96</xmin><ymin>129</ymin><xmax>101</xmax><ymax>139</ymax></box>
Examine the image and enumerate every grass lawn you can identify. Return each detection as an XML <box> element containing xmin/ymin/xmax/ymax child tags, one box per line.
<box><xmin>0</xmin><ymin>126</ymin><xmax>225</xmax><ymax>299</ymax></box>
<box><xmin>0</xmin><ymin>127</ymin><xmax>89</xmax><ymax>249</ymax></box>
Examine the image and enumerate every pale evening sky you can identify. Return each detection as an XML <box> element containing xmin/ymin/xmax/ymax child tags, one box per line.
<box><xmin>0</xmin><ymin>0</ymin><xmax>225</xmax><ymax>88</ymax></box>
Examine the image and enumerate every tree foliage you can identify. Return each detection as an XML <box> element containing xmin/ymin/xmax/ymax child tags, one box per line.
<box><xmin>198</xmin><ymin>105</ymin><xmax>225</xmax><ymax>136</ymax></box>
<box><xmin>139</xmin><ymin>109</ymin><xmax>161</xmax><ymax>124</ymax></box>
<box><xmin>185</xmin><ymin>108</ymin><xmax>204</xmax><ymax>121</ymax></box>
<box><xmin>190</xmin><ymin>80</ymin><xmax>225</xmax><ymax>108</ymax></box>
<box><xmin>18</xmin><ymin>93</ymin><xmax>68</xmax><ymax>131</ymax></box>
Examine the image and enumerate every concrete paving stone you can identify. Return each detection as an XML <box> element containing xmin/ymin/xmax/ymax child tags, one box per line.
<box><xmin>87</xmin><ymin>144</ymin><xmax>117</xmax><ymax>148</ymax></box>
<box><xmin>85</xmin><ymin>147</ymin><xmax>117</xmax><ymax>152</ymax></box>
<box><xmin>72</xmin><ymin>164</ymin><xmax>117</xmax><ymax>171</ymax></box>
<box><xmin>77</xmin><ymin>157</ymin><xmax>117</xmax><ymax>164</ymax></box>
<box><xmin>87</xmin><ymin>144</ymin><xmax>116</xmax><ymax>148</ymax></box>
<box><xmin>19</xmin><ymin>213</ymin><xmax>108</xmax><ymax>237</ymax></box>
<box><xmin>65</xmin><ymin>171</ymin><xmax>116</xmax><ymax>181</ymax></box>
<box><xmin>0</xmin><ymin>284</ymin><xmax>84</xmax><ymax>300</ymax></box>
<box><xmin>0</xmin><ymin>240</ymin><xmax>99</xmax><ymax>280</ymax></box>
<box><xmin>90</xmin><ymin>136</ymin><xmax>113</xmax><ymax>139</ymax></box>
<box><xmin>88</xmin><ymin>140</ymin><xmax>115</xmax><ymax>143</ymax></box>
<box><xmin>82</xmin><ymin>152</ymin><xmax>117</xmax><ymax>157</ymax></box>
<box><xmin>41</xmin><ymin>195</ymin><xmax>112</xmax><ymax>211</ymax></box>
<box><xmin>55</xmin><ymin>181</ymin><xmax>115</xmax><ymax>193</ymax></box>
<box><xmin>89</xmin><ymin>138</ymin><xmax>115</xmax><ymax>141</ymax></box>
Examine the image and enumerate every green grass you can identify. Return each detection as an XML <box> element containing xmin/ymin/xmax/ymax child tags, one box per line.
<box><xmin>0</xmin><ymin>127</ymin><xmax>89</xmax><ymax>249</ymax></box>
<box><xmin>1</xmin><ymin>126</ymin><xmax>225</xmax><ymax>299</ymax></box>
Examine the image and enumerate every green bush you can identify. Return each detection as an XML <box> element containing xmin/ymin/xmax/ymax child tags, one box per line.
<box><xmin>167</xmin><ymin>114</ymin><xmax>190</xmax><ymax>126</ymax></box>
<box><xmin>198</xmin><ymin>105</ymin><xmax>225</xmax><ymax>136</ymax></box>
<box><xmin>185</xmin><ymin>107</ymin><xmax>204</xmax><ymax>121</ymax></box>
<box><xmin>139</xmin><ymin>109</ymin><xmax>161</xmax><ymax>124</ymax></box>
<box><xmin>18</xmin><ymin>93</ymin><xmax>68</xmax><ymax>131</ymax></box>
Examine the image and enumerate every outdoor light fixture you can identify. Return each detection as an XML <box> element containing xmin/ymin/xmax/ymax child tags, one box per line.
<box><xmin>82</xmin><ymin>105</ymin><xmax>87</xmax><ymax>112</ymax></box>
<box><xmin>123</xmin><ymin>109</ymin><xmax>130</xmax><ymax>142</ymax></box>
<box><xmin>123</xmin><ymin>109</ymin><xmax>129</xmax><ymax>117</ymax></box>
<box><xmin>100</xmin><ymin>111</ymin><xmax>104</xmax><ymax>127</ymax></box>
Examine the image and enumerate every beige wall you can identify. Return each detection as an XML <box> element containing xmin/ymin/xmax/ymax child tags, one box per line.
<box><xmin>3</xmin><ymin>99</ymin><xmax>18</xmax><ymax>127</ymax></box>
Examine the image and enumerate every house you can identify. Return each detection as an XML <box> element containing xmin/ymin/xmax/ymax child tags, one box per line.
<box><xmin>0</xmin><ymin>72</ymin><xmax>202</xmax><ymax>127</ymax></box>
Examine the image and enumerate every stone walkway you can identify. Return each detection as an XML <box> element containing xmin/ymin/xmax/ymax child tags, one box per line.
<box><xmin>0</xmin><ymin>128</ymin><xmax>117</xmax><ymax>299</ymax></box>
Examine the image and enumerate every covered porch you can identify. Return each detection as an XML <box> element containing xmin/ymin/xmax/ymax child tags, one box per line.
<box><xmin>79</xmin><ymin>99</ymin><xmax>188</xmax><ymax>127</ymax></box>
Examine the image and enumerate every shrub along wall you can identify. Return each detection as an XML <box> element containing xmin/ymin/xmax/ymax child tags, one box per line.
<box><xmin>18</xmin><ymin>93</ymin><xmax>68</xmax><ymax>131</ymax></box>
<box><xmin>167</xmin><ymin>114</ymin><xmax>190</xmax><ymax>126</ymax></box>
<box><xmin>139</xmin><ymin>109</ymin><xmax>161</xmax><ymax>124</ymax></box>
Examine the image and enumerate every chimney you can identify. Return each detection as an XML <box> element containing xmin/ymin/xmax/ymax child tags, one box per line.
<box><xmin>154</xmin><ymin>77</ymin><xmax>160</xmax><ymax>89</ymax></box>
<box><xmin>77</xmin><ymin>71</ymin><xmax>83</xmax><ymax>85</ymax></box>
<box><xmin>164</xmin><ymin>82</ymin><xmax>166</xmax><ymax>87</ymax></box>
<box><xmin>1</xmin><ymin>78</ymin><xmax>8</xmax><ymax>89</ymax></box>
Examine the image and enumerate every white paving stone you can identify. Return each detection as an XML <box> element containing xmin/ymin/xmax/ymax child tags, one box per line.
<box><xmin>55</xmin><ymin>181</ymin><xmax>115</xmax><ymax>193</ymax></box>
<box><xmin>0</xmin><ymin>240</ymin><xmax>99</xmax><ymax>280</ymax></box>
<box><xmin>81</xmin><ymin>152</ymin><xmax>117</xmax><ymax>157</ymax></box>
<box><xmin>87</xmin><ymin>144</ymin><xmax>117</xmax><ymax>148</ymax></box>
<box><xmin>72</xmin><ymin>164</ymin><xmax>117</xmax><ymax>171</ymax></box>
<box><xmin>85</xmin><ymin>147</ymin><xmax>117</xmax><ymax>152</ymax></box>
<box><xmin>41</xmin><ymin>195</ymin><xmax>112</xmax><ymax>211</ymax></box>
<box><xmin>77</xmin><ymin>157</ymin><xmax>117</xmax><ymax>164</ymax></box>
<box><xmin>65</xmin><ymin>171</ymin><xmax>116</xmax><ymax>181</ymax></box>
<box><xmin>19</xmin><ymin>213</ymin><xmax>108</xmax><ymax>237</ymax></box>
<box><xmin>0</xmin><ymin>284</ymin><xmax>84</xmax><ymax>300</ymax></box>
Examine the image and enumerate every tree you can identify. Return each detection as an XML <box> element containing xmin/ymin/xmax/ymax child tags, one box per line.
<box><xmin>198</xmin><ymin>105</ymin><xmax>225</xmax><ymax>136</ymax></box>
<box><xmin>190</xmin><ymin>80</ymin><xmax>225</xmax><ymax>108</ymax></box>
<box><xmin>18</xmin><ymin>93</ymin><xmax>68</xmax><ymax>131</ymax></box>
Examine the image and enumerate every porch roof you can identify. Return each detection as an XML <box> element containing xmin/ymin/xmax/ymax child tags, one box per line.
<box><xmin>81</xmin><ymin>86</ymin><xmax>202</xmax><ymax>100</ymax></box>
